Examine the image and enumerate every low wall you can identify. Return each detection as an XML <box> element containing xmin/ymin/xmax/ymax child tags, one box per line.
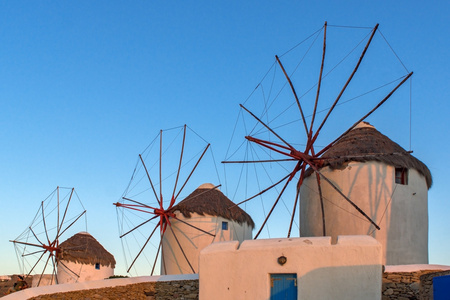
<box><xmin>382</xmin><ymin>265</ymin><xmax>450</xmax><ymax>300</ymax></box>
<box><xmin>2</xmin><ymin>274</ymin><xmax>198</xmax><ymax>300</ymax></box>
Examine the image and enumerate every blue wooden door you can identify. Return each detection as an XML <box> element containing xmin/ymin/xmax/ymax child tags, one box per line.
<box><xmin>433</xmin><ymin>275</ymin><xmax>450</xmax><ymax>300</ymax></box>
<box><xmin>270</xmin><ymin>273</ymin><xmax>297</xmax><ymax>300</ymax></box>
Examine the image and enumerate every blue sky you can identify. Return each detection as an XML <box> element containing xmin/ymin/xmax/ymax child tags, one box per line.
<box><xmin>1</xmin><ymin>1</ymin><xmax>449</xmax><ymax>276</ymax></box>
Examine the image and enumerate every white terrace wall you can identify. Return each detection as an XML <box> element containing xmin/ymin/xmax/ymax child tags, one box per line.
<box><xmin>300</xmin><ymin>161</ymin><xmax>429</xmax><ymax>265</ymax></box>
<box><xmin>200</xmin><ymin>235</ymin><xmax>382</xmax><ymax>300</ymax></box>
<box><xmin>162</xmin><ymin>212</ymin><xmax>252</xmax><ymax>275</ymax></box>
<box><xmin>57</xmin><ymin>260</ymin><xmax>114</xmax><ymax>284</ymax></box>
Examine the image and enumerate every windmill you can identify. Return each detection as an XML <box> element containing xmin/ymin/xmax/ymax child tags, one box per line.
<box><xmin>114</xmin><ymin>125</ymin><xmax>228</xmax><ymax>275</ymax></box>
<box><xmin>10</xmin><ymin>187</ymin><xmax>87</xmax><ymax>287</ymax></box>
<box><xmin>223</xmin><ymin>22</ymin><xmax>417</xmax><ymax>244</ymax></box>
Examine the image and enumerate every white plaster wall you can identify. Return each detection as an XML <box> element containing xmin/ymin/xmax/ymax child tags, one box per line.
<box><xmin>57</xmin><ymin>261</ymin><xmax>114</xmax><ymax>284</ymax></box>
<box><xmin>162</xmin><ymin>212</ymin><xmax>252</xmax><ymax>275</ymax></box>
<box><xmin>199</xmin><ymin>236</ymin><xmax>382</xmax><ymax>300</ymax></box>
<box><xmin>300</xmin><ymin>161</ymin><xmax>428</xmax><ymax>265</ymax></box>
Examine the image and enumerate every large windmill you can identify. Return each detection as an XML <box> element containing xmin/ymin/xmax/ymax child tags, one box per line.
<box><xmin>223</xmin><ymin>21</ymin><xmax>420</xmax><ymax>255</ymax></box>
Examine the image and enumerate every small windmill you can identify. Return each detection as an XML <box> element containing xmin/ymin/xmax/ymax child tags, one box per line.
<box><xmin>10</xmin><ymin>187</ymin><xmax>87</xmax><ymax>287</ymax></box>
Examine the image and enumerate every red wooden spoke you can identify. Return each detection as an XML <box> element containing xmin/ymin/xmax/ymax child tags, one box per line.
<box><xmin>315</xmin><ymin>172</ymin><xmax>326</xmax><ymax>236</ymax></box>
<box><xmin>41</xmin><ymin>201</ymin><xmax>50</xmax><ymax>244</ymax></box>
<box><xmin>287</xmin><ymin>166</ymin><xmax>303</xmax><ymax>238</ymax></box>
<box><xmin>254</xmin><ymin>175</ymin><xmax>292</xmax><ymax>239</ymax></box>
<box><xmin>151</xmin><ymin>240</ymin><xmax>162</xmax><ymax>276</ymax></box>
<box><xmin>312</xmin><ymin>24</ymin><xmax>379</xmax><ymax>145</ymax></box>
<box><xmin>58</xmin><ymin>259</ymin><xmax>81</xmax><ymax>278</ymax></box>
<box><xmin>171</xmin><ymin>125</ymin><xmax>186</xmax><ymax>208</ymax></box>
<box><xmin>23</xmin><ymin>249</ymin><xmax>46</xmax><ymax>257</ymax></box>
<box><xmin>174</xmin><ymin>144</ymin><xmax>210</xmax><ymax>202</ymax></box>
<box><xmin>29</xmin><ymin>227</ymin><xmax>45</xmax><ymax>246</ymax></box>
<box><xmin>222</xmin><ymin>158</ymin><xmax>297</xmax><ymax>164</ymax></box>
<box><xmin>232</xmin><ymin>173</ymin><xmax>292</xmax><ymax>207</ymax></box>
<box><xmin>26</xmin><ymin>250</ymin><xmax>47</xmax><ymax>277</ymax></box>
<box><xmin>240</xmin><ymin>104</ymin><xmax>294</xmax><ymax>150</ymax></box>
<box><xmin>139</xmin><ymin>154</ymin><xmax>161</xmax><ymax>206</ymax></box>
<box><xmin>275</xmin><ymin>55</ymin><xmax>309</xmax><ymax>136</ymax></box>
<box><xmin>119</xmin><ymin>215</ymin><xmax>159</xmax><ymax>239</ymax></box>
<box><xmin>309</xmin><ymin>21</ymin><xmax>327</xmax><ymax>136</ymax></box>
<box><xmin>115</xmin><ymin>201</ymin><xmax>159</xmax><ymax>213</ymax></box>
<box><xmin>171</xmin><ymin>215</ymin><xmax>216</xmax><ymax>237</ymax></box>
<box><xmin>57</xmin><ymin>188</ymin><xmax>74</xmax><ymax>238</ymax></box>
<box><xmin>127</xmin><ymin>222</ymin><xmax>160</xmax><ymax>273</ymax></box>
<box><xmin>57</xmin><ymin>210</ymin><xmax>86</xmax><ymax>240</ymax></box>
<box><xmin>304</xmin><ymin>158</ymin><xmax>380</xmax><ymax>230</ymax></box>
<box><xmin>168</xmin><ymin>225</ymin><xmax>195</xmax><ymax>273</ymax></box>
<box><xmin>159</xmin><ymin>130</ymin><xmax>163</xmax><ymax>209</ymax></box>
<box><xmin>316</xmin><ymin>72</ymin><xmax>413</xmax><ymax>157</ymax></box>
<box><xmin>37</xmin><ymin>252</ymin><xmax>52</xmax><ymax>287</ymax></box>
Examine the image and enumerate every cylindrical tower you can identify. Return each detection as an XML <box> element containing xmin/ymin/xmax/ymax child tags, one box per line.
<box><xmin>57</xmin><ymin>232</ymin><xmax>115</xmax><ymax>284</ymax></box>
<box><xmin>300</xmin><ymin>122</ymin><xmax>432</xmax><ymax>265</ymax></box>
<box><xmin>161</xmin><ymin>183</ymin><xmax>254</xmax><ymax>275</ymax></box>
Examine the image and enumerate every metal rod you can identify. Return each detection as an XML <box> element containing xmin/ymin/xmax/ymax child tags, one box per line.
<box><xmin>171</xmin><ymin>125</ymin><xmax>186</xmax><ymax>208</ymax></box>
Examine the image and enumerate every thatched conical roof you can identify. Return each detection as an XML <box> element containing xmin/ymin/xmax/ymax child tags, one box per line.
<box><xmin>59</xmin><ymin>232</ymin><xmax>116</xmax><ymax>268</ymax></box>
<box><xmin>306</xmin><ymin>122</ymin><xmax>432</xmax><ymax>189</ymax></box>
<box><xmin>170</xmin><ymin>183</ymin><xmax>255</xmax><ymax>228</ymax></box>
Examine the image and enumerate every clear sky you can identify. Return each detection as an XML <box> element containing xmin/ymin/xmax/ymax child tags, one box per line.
<box><xmin>1</xmin><ymin>1</ymin><xmax>449</xmax><ymax>276</ymax></box>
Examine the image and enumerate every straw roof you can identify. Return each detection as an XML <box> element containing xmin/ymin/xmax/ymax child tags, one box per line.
<box><xmin>304</xmin><ymin>123</ymin><xmax>432</xmax><ymax>189</ymax></box>
<box><xmin>170</xmin><ymin>183</ymin><xmax>255</xmax><ymax>228</ymax></box>
<box><xmin>59</xmin><ymin>232</ymin><xmax>116</xmax><ymax>268</ymax></box>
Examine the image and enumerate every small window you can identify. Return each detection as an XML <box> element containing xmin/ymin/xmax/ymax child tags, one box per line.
<box><xmin>95</xmin><ymin>263</ymin><xmax>100</xmax><ymax>270</ymax></box>
<box><xmin>395</xmin><ymin>168</ymin><xmax>408</xmax><ymax>185</ymax></box>
<box><xmin>222</xmin><ymin>221</ymin><xmax>228</xmax><ymax>230</ymax></box>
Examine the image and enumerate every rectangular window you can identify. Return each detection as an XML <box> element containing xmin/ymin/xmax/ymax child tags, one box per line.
<box><xmin>222</xmin><ymin>221</ymin><xmax>228</xmax><ymax>230</ymax></box>
<box><xmin>395</xmin><ymin>168</ymin><xmax>408</xmax><ymax>185</ymax></box>
<box><xmin>95</xmin><ymin>263</ymin><xmax>100</xmax><ymax>270</ymax></box>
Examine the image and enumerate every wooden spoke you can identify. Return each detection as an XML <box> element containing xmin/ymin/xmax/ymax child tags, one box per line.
<box><xmin>287</xmin><ymin>184</ymin><xmax>301</xmax><ymax>238</ymax></box>
<box><xmin>254</xmin><ymin>176</ymin><xmax>292</xmax><ymax>239</ymax></box>
<box><xmin>140</xmin><ymin>154</ymin><xmax>160</xmax><ymax>206</ymax></box>
<box><xmin>174</xmin><ymin>144</ymin><xmax>210</xmax><ymax>202</ymax></box>
<box><xmin>275</xmin><ymin>55</ymin><xmax>309</xmax><ymax>136</ymax></box>
<box><xmin>309</xmin><ymin>21</ymin><xmax>327</xmax><ymax>136</ymax></box>
<box><xmin>169</xmin><ymin>225</ymin><xmax>195</xmax><ymax>273</ymax></box>
<box><xmin>127</xmin><ymin>223</ymin><xmax>160</xmax><ymax>273</ymax></box>
<box><xmin>312</xmin><ymin>24</ymin><xmax>379</xmax><ymax>144</ymax></box>
<box><xmin>119</xmin><ymin>215</ymin><xmax>159</xmax><ymax>238</ymax></box>
<box><xmin>172</xmin><ymin>215</ymin><xmax>216</xmax><ymax>237</ymax></box>
<box><xmin>57</xmin><ymin>210</ymin><xmax>86</xmax><ymax>240</ymax></box>
<box><xmin>307</xmin><ymin>163</ymin><xmax>380</xmax><ymax>230</ymax></box>
<box><xmin>171</xmin><ymin>125</ymin><xmax>186</xmax><ymax>208</ymax></box>
<box><xmin>58</xmin><ymin>259</ymin><xmax>80</xmax><ymax>278</ymax></box>
<box><xmin>26</xmin><ymin>249</ymin><xmax>47</xmax><ymax>276</ymax></box>
<box><xmin>159</xmin><ymin>130</ymin><xmax>163</xmax><ymax>208</ymax></box>
<box><xmin>57</xmin><ymin>188</ymin><xmax>74</xmax><ymax>238</ymax></box>
<box><xmin>151</xmin><ymin>240</ymin><xmax>162</xmax><ymax>276</ymax></box>
<box><xmin>240</xmin><ymin>104</ymin><xmax>294</xmax><ymax>150</ymax></box>
<box><xmin>317</xmin><ymin>72</ymin><xmax>413</xmax><ymax>157</ymax></box>
<box><xmin>232</xmin><ymin>173</ymin><xmax>291</xmax><ymax>207</ymax></box>
<box><xmin>315</xmin><ymin>172</ymin><xmax>326</xmax><ymax>236</ymax></box>
<box><xmin>222</xmin><ymin>158</ymin><xmax>297</xmax><ymax>164</ymax></box>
